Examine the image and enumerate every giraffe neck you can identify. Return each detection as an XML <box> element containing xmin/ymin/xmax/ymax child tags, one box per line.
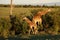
<box><xmin>38</xmin><ymin>9</ymin><xmax>49</xmax><ymax>16</ymax></box>
<box><xmin>24</xmin><ymin>18</ymin><xmax>32</xmax><ymax>24</ymax></box>
<box><xmin>41</xmin><ymin>9</ymin><xmax>48</xmax><ymax>14</ymax></box>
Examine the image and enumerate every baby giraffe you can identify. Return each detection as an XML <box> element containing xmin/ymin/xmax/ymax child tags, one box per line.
<box><xmin>32</xmin><ymin>8</ymin><xmax>51</xmax><ymax>30</ymax></box>
<box><xmin>23</xmin><ymin>17</ymin><xmax>38</xmax><ymax>34</ymax></box>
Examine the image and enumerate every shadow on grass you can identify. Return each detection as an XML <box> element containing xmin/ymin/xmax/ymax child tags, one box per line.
<box><xmin>0</xmin><ymin>35</ymin><xmax>60</xmax><ymax>40</ymax></box>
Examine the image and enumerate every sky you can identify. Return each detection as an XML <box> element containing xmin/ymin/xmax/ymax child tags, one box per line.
<box><xmin>0</xmin><ymin>0</ymin><xmax>60</xmax><ymax>5</ymax></box>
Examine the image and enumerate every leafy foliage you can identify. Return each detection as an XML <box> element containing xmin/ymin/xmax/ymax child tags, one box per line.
<box><xmin>0</xmin><ymin>7</ymin><xmax>60</xmax><ymax>38</ymax></box>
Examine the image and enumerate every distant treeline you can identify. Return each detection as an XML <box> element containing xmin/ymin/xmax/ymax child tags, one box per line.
<box><xmin>0</xmin><ymin>4</ymin><xmax>60</xmax><ymax>8</ymax></box>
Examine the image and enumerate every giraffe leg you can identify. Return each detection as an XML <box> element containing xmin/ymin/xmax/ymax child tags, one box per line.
<box><xmin>33</xmin><ymin>26</ymin><xmax>38</xmax><ymax>34</ymax></box>
<box><xmin>34</xmin><ymin>29</ymin><xmax>38</xmax><ymax>34</ymax></box>
<box><xmin>29</xmin><ymin>28</ymin><xmax>34</xmax><ymax>35</ymax></box>
<box><xmin>38</xmin><ymin>22</ymin><xmax>43</xmax><ymax>31</ymax></box>
<box><xmin>32</xmin><ymin>27</ymin><xmax>35</xmax><ymax>34</ymax></box>
<box><xmin>29</xmin><ymin>29</ymin><xmax>31</xmax><ymax>35</ymax></box>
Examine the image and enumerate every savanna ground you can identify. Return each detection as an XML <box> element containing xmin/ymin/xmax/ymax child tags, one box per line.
<box><xmin>0</xmin><ymin>7</ymin><xmax>60</xmax><ymax>40</ymax></box>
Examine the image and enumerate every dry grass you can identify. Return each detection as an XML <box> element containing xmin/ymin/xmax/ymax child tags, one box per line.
<box><xmin>0</xmin><ymin>7</ymin><xmax>50</xmax><ymax>17</ymax></box>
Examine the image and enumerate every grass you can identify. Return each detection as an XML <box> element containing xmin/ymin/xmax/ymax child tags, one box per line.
<box><xmin>0</xmin><ymin>7</ymin><xmax>60</xmax><ymax>16</ymax></box>
<box><xmin>0</xmin><ymin>7</ymin><xmax>52</xmax><ymax>17</ymax></box>
<box><xmin>0</xmin><ymin>7</ymin><xmax>60</xmax><ymax>38</ymax></box>
<box><xmin>0</xmin><ymin>7</ymin><xmax>60</xmax><ymax>22</ymax></box>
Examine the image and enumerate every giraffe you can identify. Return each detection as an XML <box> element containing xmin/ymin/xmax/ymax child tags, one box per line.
<box><xmin>23</xmin><ymin>17</ymin><xmax>38</xmax><ymax>34</ymax></box>
<box><xmin>32</xmin><ymin>8</ymin><xmax>51</xmax><ymax>31</ymax></box>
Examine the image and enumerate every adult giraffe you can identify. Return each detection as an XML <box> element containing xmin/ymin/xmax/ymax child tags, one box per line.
<box><xmin>32</xmin><ymin>8</ymin><xmax>51</xmax><ymax>30</ymax></box>
<box><xmin>23</xmin><ymin>17</ymin><xmax>38</xmax><ymax>34</ymax></box>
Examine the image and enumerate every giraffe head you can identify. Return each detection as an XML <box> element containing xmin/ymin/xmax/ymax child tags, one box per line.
<box><xmin>23</xmin><ymin>17</ymin><xmax>27</xmax><ymax>19</ymax></box>
<box><xmin>23</xmin><ymin>17</ymin><xmax>27</xmax><ymax>21</ymax></box>
<box><xmin>47</xmin><ymin>8</ymin><xmax>51</xmax><ymax>12</ymax></box>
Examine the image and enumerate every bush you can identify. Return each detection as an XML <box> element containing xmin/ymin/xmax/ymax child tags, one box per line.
<box><xmin>0</xmin><ymin>18</ymin><xmax>11</xmax><ymax>38</ymax></box>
